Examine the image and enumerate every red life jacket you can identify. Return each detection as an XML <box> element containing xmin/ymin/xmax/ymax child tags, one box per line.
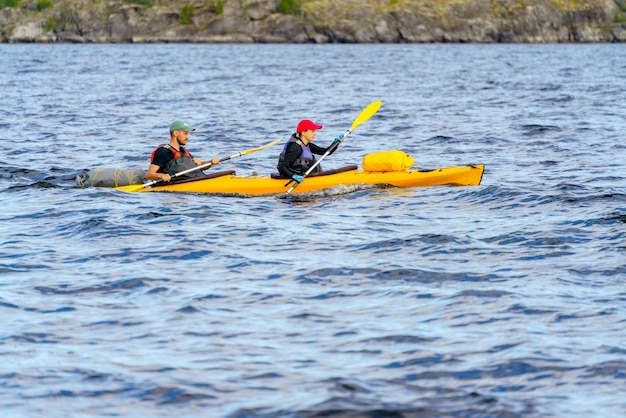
<box><xmin>150</xmin><ymin>144</ymin><xmax>192</xmax><ymax>164</ymax></box>
<box><xmin>150</xmin><ymin>144</ymin><xmax>202</xmax><ymax>178</ymax></box>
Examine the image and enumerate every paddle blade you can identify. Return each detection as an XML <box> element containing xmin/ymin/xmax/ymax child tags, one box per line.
<box><xmin>242</xmin><ymin>139</ymin><xmax>280</xmax><ymax>155</ymax></box>
<box><xmin>119</xmin><ymin>183</ymin><xmax>147</xmax><ymax>192</ymax></box>
<box><xmin>350</xmin><ymin>100</ymin><xmax>382</xmax><ymax>131</ymax></box>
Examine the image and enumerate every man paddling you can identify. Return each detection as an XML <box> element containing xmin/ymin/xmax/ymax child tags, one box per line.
<box><xmin>146</xmin><ymin>120</ymin><xmax>220</xmax><ymax>182</ymax></box>
<box><xmin>277</xmin><ymin>119</ymin><xmax>343</xmax><ymax>184</ymax></box>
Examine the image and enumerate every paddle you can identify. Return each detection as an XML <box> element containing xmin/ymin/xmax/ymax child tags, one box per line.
<box><xmin>125</xmin><ymin>139</ymin><xmax>280</xmax><ymax>192</ymax></box>
<box><xmin>285</xmin><ymin>100</ymin><xmax>382</xmax><ymax>194</ymax></box>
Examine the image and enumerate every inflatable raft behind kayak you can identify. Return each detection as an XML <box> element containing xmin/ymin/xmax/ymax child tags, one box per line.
<box><xmin>115</xmin><ymin>164</ymin><xmax>485</xmax><ymax>196</ymax></box>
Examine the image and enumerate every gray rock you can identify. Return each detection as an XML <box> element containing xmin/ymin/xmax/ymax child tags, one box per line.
<box><xmin>247</xmin><ymin>0</ymin><xmax>278</xmax><ymax>21</ymax></box>
<box><xmin>11</xmin><ymin>21</ymin><xmax>44</xmax><ymax>42</ymax></box>
<box><xmin>613</xmin><ymin>23</ymin><xmax>626</xmax><ymax>41</ymax></box>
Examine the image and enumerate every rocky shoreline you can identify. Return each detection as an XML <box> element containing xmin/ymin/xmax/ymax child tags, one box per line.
<box><xmin>1</xmin><ymin>0</ymin><xmax>626</xmax><ymax>43</ymax></box>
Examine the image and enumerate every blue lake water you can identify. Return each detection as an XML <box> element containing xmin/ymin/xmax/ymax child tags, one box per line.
<box><xmin>1</xmin><ymin>43</ymin><xmax>625</xmax><ymax>417</ymax></box>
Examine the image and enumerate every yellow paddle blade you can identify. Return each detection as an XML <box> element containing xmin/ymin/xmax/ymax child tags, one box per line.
<box><xmin>242</xmin><ymin>139</ymin><xmax>280</xmax><ymax>155</ymax></box>
<box><xmin>350</xmin><ymin>100</ymin><xmax>382</xmax><ymax>131</ymax></box>
<box><xmin>121</xmin><ymin>183</ymin><xmax>148</xmax><ymax>192</ymax></box>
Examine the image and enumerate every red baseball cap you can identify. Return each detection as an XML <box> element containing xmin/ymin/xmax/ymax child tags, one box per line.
<box><xmin>297</xmin><ymin>119</ymin><xmax>323</xmax><ymax>133</ymax></box>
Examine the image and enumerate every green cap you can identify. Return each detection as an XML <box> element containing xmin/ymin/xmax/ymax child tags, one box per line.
<box><xmin>169</xmin><ymin>120</ymin><xmax>196</xmax><ymax>132</ymax></box>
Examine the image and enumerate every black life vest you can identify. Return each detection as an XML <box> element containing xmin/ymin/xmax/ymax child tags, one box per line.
<box><xmin>277</xmin><ymin>134</ymin><xmax>321</xmax><ymax>174</ymax></box>
<box><xmin>151</xmin><ymin>144</ymin><xmax>202</xmax><ymax>178</ymax></box>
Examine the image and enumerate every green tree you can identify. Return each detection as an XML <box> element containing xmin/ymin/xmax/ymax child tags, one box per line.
<box><xmin>0</xmin><ymin>0</ymin><xmax>19</xmax><ymax>10</ymax></box>
<box><xmin>36</xmin><ymin>0</ymin><xmax>54</xmax><ymax>12</ymax></box>
<box><xmin>180</xmin><ymin>4</ymin><xmax>194</xmax><ymax>24</ymax></box>
<box><xmin>212</xmin><ymin>0</ymin><xmax>223</xmax><ymax>15</ymax></box>
<box><xmin>129</xmin><ymin>0</ymin><xmax>152</xmax><ymax>6</ymax></box>
<box><xmin>278</xmin><ymin>0</ymin><xmax>300</xmax><ymax>15</ymax></box>
<box><xmin>45</xmin><ymin>16</ymin><xmax>57</xmax><ymax>32</ymax></box>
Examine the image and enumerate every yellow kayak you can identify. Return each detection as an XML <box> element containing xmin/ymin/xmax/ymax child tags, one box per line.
<box><xmin>115</xmin><ymin>164</ymin><xmax>484</xmax><ymax>196</ymax></box>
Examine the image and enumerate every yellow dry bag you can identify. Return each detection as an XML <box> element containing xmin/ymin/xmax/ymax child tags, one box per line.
<box><xmin>362</xmin><ymin>150</ymin><xmax>415</xmax><ymax>172</ymax></box>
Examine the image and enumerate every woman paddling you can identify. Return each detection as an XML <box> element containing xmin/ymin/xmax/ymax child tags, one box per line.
<box><xmin>277</xmin><ymin>119</ymin><xmax>343</xmax><ymax>184</ymax></box>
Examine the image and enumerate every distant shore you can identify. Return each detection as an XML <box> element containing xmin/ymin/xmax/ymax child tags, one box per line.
<box><xmin>2</xmin><ymin>0</ymin><xmax>625</xmax><ymax>44</ymax></box>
